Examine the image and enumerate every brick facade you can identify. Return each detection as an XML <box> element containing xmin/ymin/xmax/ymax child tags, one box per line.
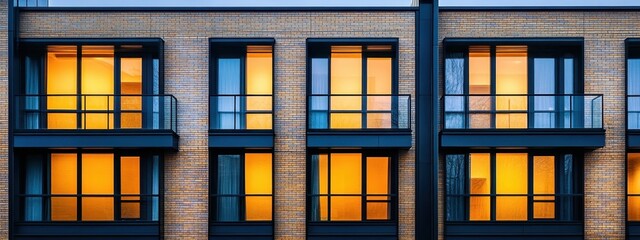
<box><xmin>439</xmin><ymin>10</ymin><xmax>640</xmax><ymax>240</ymax></box>
<box><xmin>18</xmin><ymin>10</ymin><xmax>416</xmax><ymax>240</ymax></box>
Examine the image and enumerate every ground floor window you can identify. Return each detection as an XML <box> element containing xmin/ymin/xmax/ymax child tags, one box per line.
<box><xmin>210</xmin><ymin>151</ymin><xmax>273</xmax><ymax>222</ymax></box>
<box><xmin>445</xmin><ymin>152</ymin><xmax>583</xmax><ymax>222</ymax></box>
<box><xmin>19</xmin><ymin>151</ymin><xmax>161</xmax><ymax>222</ymax></box>
<box><xmin>308</xmin><ymin>151</ymin><xmax>396</xmax><ymax>222</ymax></box>
<box><xmin>628</xmin><ymin>153</ymin><xmax>640</xmax><ymax>221</ymax></box>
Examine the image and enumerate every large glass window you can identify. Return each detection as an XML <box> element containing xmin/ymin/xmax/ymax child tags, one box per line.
<box><xmin>309</xmin><ymin>152</ymin><xmax>394</xmax><ymax>222</ymax></box>
<box><xmin>210</xmin><ymin>152</ymin><xmax>273</xmax><ymax>222</ymax></box>
<box><xmin>19</xmin><ymin>152</ymin><xmax>160</xmax><ymax>222</ymax></box>
<box><xmin>628</xmin><ymin>47</ymin><xmax>640</xmax><ymax>129</ymax></box>
<box><xmin>308</xmin><ymin>43</ymin><xmax>408</xmax><ymax>130</ymax></box>
<box><xmin>628</xmin><ymin>153</ymin><xmax>640</xmax><ymax>221</ymax></box>
<box><xmin>443</xmin><ymin>44</ymin><xmax>592</xmax><ymax>129</ymax></box>
<box><xmin>20</xmin><ymin>44</ymin><xmax>162</xmax><ymax>130</ymax></box>
<box><xmin>446</xmin><ymin>152</ymin><xmax>582</xmax><ymax>222</ymax></box>
<box><xmin>210</xmin><ymin>44</ymin><xmax>273</xmax><ymax>130</ymax></box>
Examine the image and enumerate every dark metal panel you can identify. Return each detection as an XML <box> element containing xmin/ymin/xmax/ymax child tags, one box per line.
<box><xmin>306</xmin><ymin>132</ymin><xmax>412</xmax><ymax>148</ymax></box>
<box><xmin>628</xmin><ymin>133</ymin><xmax>640</xmax><ymax>148</ymax></box>
<box><xmin>443</xmin><ymin>37</ymin><xmax>584</xmax><ymax>46</ymax></box>
<box><xmin>209</xmin><ymin>223</ymin><xmax>273</xmax><ymax>237</ymax></box>
<box><xmin>306</xmin><ymin>38</ymin><xmax>399</xmax><ymax>45</ymax></box>
<box><xmin>13</xmin><ymin>132</ymin><xmax>179</xmax><ymax>149</ymax></box>
<box><xmin>445</xmin><ymin>222</ymin><xmax>583</xmax><ymax>236</ymax></box>
<box><xmin>440</xmin><ymin>130</ymin><xmax>605</xmax><ymax>149</ymax></box>
<box><xmin>13</xmin><ymin>223</ymin><xmax>160</xmax><ymax>238</ymax></box>
<box><xmin>209</xmin><ymin>132</ymin><xmax>274</xmax><ymax>148</ymax></box>
<box><xmin>630</xmin><ymin>224</ymin><xmax>640</xmax><ymax>237</ymax></box>
<box><xmin>210</xmin><ymin>38</ymin><xmax>275</xmax><ymax>44</ymax></box>
<box><xmin>307</xmin><ymin>224</ymin><xmax>397</xmax><ymax>237</ymax></box>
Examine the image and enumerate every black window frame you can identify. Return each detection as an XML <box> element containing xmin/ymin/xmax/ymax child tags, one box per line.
<box><xmin>17</xmin><ymin>39</ymin><xmax>167</xmax><ymax>131</ymax></box>
<box><xmin>306</xmin><ymin>149</ymin><xmax>398</xmax><ymax>223</ymax></box>
<box><xmin>14</xmin><ymin>149</ymin><xmax>163</xmax><ymax>223</ymax></box>
<box><xmin>442</xmin><ymin>38</ymin><xmax>588</xmax><ymax>130</ymax></box>
<box><xmin>444</xmin><ymin>150</ymin><xmax>584</xmax><ymax>223</ymax></box>
<box><xmin>306</xmin><ymin>38</ymin><xmax>405</xmax><ymax>131</ymax></box>
<box><xmin>209</xmin><ymin>38</ymin><xmax>275</xmax><ymax>131</ymax></box>
<box><xmin>209</xmin><ymin>149</ymin><xmax>275</xmax><ymax>223</ymax></box>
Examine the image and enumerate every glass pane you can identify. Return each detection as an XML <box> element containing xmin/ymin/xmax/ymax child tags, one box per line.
<box><xmin>446</xmin><ymin>155</ymin><xmax>465</xmax><ymax>221</ymax></box>
<box><xmin>468</xmin><ymin>46</ymin><xmax>490</xmax><ymax>94</ymax></box>
<box><xmin>246</xmin><ymin>47</ymin><xmax>273</xmax><ymax>95</ymax></box>
<box><xmin>121</xmin><ymin>58</ymin><xmax>142</xmax><ymax>95</ymax></box>
<box><xmin>470</xmin><ymin>153</ymin><xmax>490</xmax><ymax>221</ymax></box>
<box><xmin>534</xmin><ymin>58</ymin><xmax>556</xmax><ymax>128</ymax></box>
<box><xmin>246</xmin><ymin>114</ymin><xmax>272</xmax><ymax>130</ymax></box>
<box><xmin>367</xmin><ymin>113</ymin><xmax>391</xmax><ymax>129</ymax></box>
<box><xmin>82</xmin><ymin>197</ymin><xmax>114</xmax><ymax>221</ymax></box>
<box><xmin>121</xmin><ymin>202</ymin><xmax>140</xmax><ymax>219</ymax></box>
<box><xmin>82</xmin><ymin>154</ymin><xmax>114</xmax><ymax>195</ymax></box>
<box><xmin>331</xmin><ymin>96</ymin><xmax>361</xmax><ymax>111</ymax></box>
<box><xmin>496</xmin><ymin>46</ymin><xmax>528</xmax><ymax>95</ymax></box>
<box><xmin>330</xmin><ymin>196</ymin><xmax>361</xmax><ymax>221</ymax></box>
<box><xmin>312</xmin><ymin>58</ymin><xmax>329</xmax><ymax>94</ymax></box>
<box><xmin>496</xmin><ymin>113</ymin><xmax>527</xmax><ymax>129</ymax></box>
<box><xmin>47</xmin><ymin>46</ymin><xmax>77</xmax><ymax>110</ymax></box>
<box><xmin>121</xmin><ymin>156</ymin><xmax>140</xmax><ymax>215</ymax></box>
<box><xmin>82</xmin><ymin>46</ymin><xmax>114</xmax><ymax>111</ymax></box>
<box><xmin>564</xmin><ymin>58</ymin><xmax>574</xmax><ymax>94</ymax></box>
<box><xmin>24</xmin><ymin>156</ymin><xmax>43</xmax><ymax>221</ymax></box>
<box><xmin>367</xmin><ymin>202</ymin><xmax>389</xmax><ymax>220</ymax></box>
<box><xmin>469</xmin><ymin>113</ymin><xmax>490</xmax><ymax>129</ymax></box>
<box><xmin>331</xmin><ymin>47</ymin><xmax>362</xmax><ymax>95</ymax></box>
<box><xmin>330</xmin><ymin>113</ymin><xmax>362</xmax><ymax>129</ymax></box>
<box><xmin>629</xmin><ymin>153</ymin><xmax>640</xmax><ymax>195</ymax></box>
<box><xmin>218</xmin><ymin>59</ymin><xmax>241</xmax><ymax>95</ymax></box>
<box><xmin>534</xmin><ymin>202</ymin><xmax>555</xmax><ymax>219</ymax></box>
<box><xmin>629</xmin><ymin>59</ymin><xmax>640</xmax><ymax>95</ymax></box>
<box><xmin>367</xmin><ymin>96</ymin><xmax>391</xmax><ymax>111</ymax></box>
<box><xmin>367</xmin><ymin>58</ymin><xmax>392</xmax><ymax>94</ymax></box>
<box><xmin>51</xmin><ymin>153</ymin><xmax>77</xmax><ymax>221</ymax></box>
<box><xmin>445</xmin><ymin>52</ymin><xmax>464</xmax><ymax>95</ymax></box>
<box><xmin>367</xmin><ymin>157</ymin><xmax>389</xmax><ymax>195</ymax></box>
<box><xmin>331</xmin><ymin>153</ymin><xmax>362</xmax><ymax>194</ymax></box>
<box><xmin>630</xmin><ymin>196</ymin><xmax>640</xmax><ymax>221</ymax></box>
<box><xmin>496</xmin><ymin>153</ymin><xmax>528</xmax><ymax>221</ymax></box>
<box><xmin>245</xmin><ymin>153</ymin><xmax>272</xmax><ymax>195</ymax></box>
<box><xmin>121</xmin><ymin>112</ymin><xmax>142</xmax><ymax>128</ymax></box>
<box><xmin>246</xmin><ymin>196</ymin><xmax>272</xmax><ymax>221</ymax></box>
<box><xmin>51</xmin><ymin>197</ymin><xmax>77</xmax><ymax>221</ymax></box>
<box><xmin>496</xmin><ymin>196</ymin><xmax>527</xmax><ymax>221</ymax></box>
<box><xmin>83</xmin><ymin>113</ymin><xmax>114</xmax><ymax>130</ymax></box>
<box><xmin>534</xmin><ymin>156</ymin><xmax>555</xmax><ymax>195</ymax></box>
<box><xmin>247</xmin><ymin>96</ymin><xmax>272</xmax><ymax>111</ymax></box>
<box><xmin>47</xmin><ymin>113</ymin><xmax>77</xmax><ymax>129</ymax></box>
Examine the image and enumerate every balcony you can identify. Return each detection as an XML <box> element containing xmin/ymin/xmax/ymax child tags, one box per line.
<box><xmin>209</xmin><ymin>95</ymin><xmax>274</xmax><ymax>148</ymax></box>
<box><xmin>441</xmin><ymin>94</ymin><xmax>605</xmax><ymax>149</ymax></box>
<box><xmin>307</xmin><ymin>94</ymin><xmax>411</xmax><ymax>149</ymax></box>
<box><xmin>14</xmin><ymin>94</ymin><xmax>178</xmax><ymax>149</ymax></box>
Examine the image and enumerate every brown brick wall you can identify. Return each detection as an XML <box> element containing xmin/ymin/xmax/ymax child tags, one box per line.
<box><xmin>439</xmin><ymin>10</ymin><xmax>640</xmax><ymax>240</ymax></box>
<box><xmin>19</xmin><ymin>10</ymin><xmax>416</xmax><ymax>240</ymax></box>
<box><xmin>0</xmin><ymin>0</ymin><xmax>8</xmax><ymax>239</ymax></box>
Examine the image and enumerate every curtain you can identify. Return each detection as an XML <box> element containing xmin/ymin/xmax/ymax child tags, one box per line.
<box><xmin>558</xmin><ymin>154</ymin><xmax>574</xmax><ymax>221</ymax></box>
<box><xmin>629</xmin><ymin>59</ymin><xmax>640</xmax><ymax>129</ymax></box>
<box><xmin>533</xmin><ymin>58</ymin><xmax>556</xmax><ymax>128</ymax></box>
<box><xmin>445</xmin><ymin>154</ymin><xmax>465</xmax><ymax>221</ymax></box>
<box><xmin>25</xmin><ymin>155</ymin><xmax>43</xmax><ymax>221</ymax></box>
<box><xmin>310</xmin><ymin>155</ymin><xmax>321</xmax><ymax>221</ymax></box>
<box><xmin>217</xmin><ymin>155</ymin><xmax>241</xmax><ymax>221</ymax></box>
<box><xmin>151</xmin><ymin>156</ymin><xmax>160</xmax><ymax>221</ymax></box>
<box><xmin>310</xmin><ymin>58</ymin><xmax>329</xmax><ymax>129</ymax></box>
<box><xmin>25</xmin><ymin>56</ymin><xmax>41</xmax><ymax>130</ymax></box>
<box><xmin>444</xmin><ymin>53</ymin><xmax>464</xmax><ymax>129</ymax></box>
<box><xmin>152</xmin><ymin>59</ymin><xmax>161</xmax><ymax>130</ymax></box>
<box><xmin>217</xmin><ymin>59</ymin><xmax>242</xmax><ymax>129</ymax></box>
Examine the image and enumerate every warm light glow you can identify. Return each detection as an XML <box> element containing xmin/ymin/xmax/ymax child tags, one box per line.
<box><xmin>121</xmin><ymin>156</ymin><xmax>140</xmax><ymax>219</ymax></box>
<box><xmin>246</xmin><ymin>50</ymin><xmax>273</xmax><ymax>95</ymax></box>
<box><xmin>367</xmin><ymin>58</ymin><xmax>392</xmax><ymax>94</ymax></box>
<box><xmin>496</xmin><ymin>46</ymin><xmax>528</xmax><ymax>128</ymax></box>
<box><xmin>367</xmin><ymin>157</ymin><xmax>389</xmax><ymax>220</ymax></box>
<box><xmin>331</xmin><ymin>49</ymin><xmax>362</xmax><ymax>95</ymax></box>
<box><xmin>246</xmin><ymin>114</ymin><xmax>272</xmax><ymax>130</ymax></box>
<box><xmin>82</xmin><ymin>46</ymin><xmax>115</xmax><ymax>129</ymax></box>
<box><xmin>496</xmin><ymin>153</ymin><xmax>528</xmax><ymax>220</ymax></box>
<box><xmin>469</xmin><ymin>46</ymin><xmax>490</xmax><ymax>94</ymax></box>
<box><xmin>120</xmin><ymin>58</ymin><xmax>142</xmax><ymax>129</ymax></box>
<box><xmin>629</xmin><ymin>153</ymin><xmax>640</xmax><ymax>220</ymax></box>
<box><xmin>245</xmin><ymin>153</ymin><xmax>272</xmax><ymax>221</ymax></box>
<box><xmin>318</xmin><ymin>154</ymin><xmax>329</xmax><ymax>221</ymax></box>
<box><xmin>469</xmin><ymin>153</ymin><xmax>490</xmax><ymax>221</ymax></box>
<box><xmin>367</xmin><ymin>113</ymin><xmax>391</xmax><ymax>128</ymax></box>
<box><xmin>533</xmin><ymin>156</ymin><xmax>555</xmax><ymax>219</ymax></box>
<box><xmin>47</xmin><ymin>46</ymin><xmax>78</xmax><ymax>129</ymax></box>
<box><xmin>51</xmin><ymin>153</ymin><xmax>77</xmax><ymax>221</ymax></box>
<box><xmin>330</xmin><ymin>113</ymin><xmax>362</xmax><ymax>129</ymax></box>
<box><xmin>330</xmin><ymin>153</ymin><xmax>362</xmax><ymax>221</ymax></box>
<box><xmin>81</xmin><ymin>154</ymin><xmax>114</xmax><ymax>221</ymax></box>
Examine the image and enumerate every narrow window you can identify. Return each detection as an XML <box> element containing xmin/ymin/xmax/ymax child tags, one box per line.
<box><xmin>629</xmin><ymin>153</ymin><xmax>640</xmax><ymax>221</ymax></box>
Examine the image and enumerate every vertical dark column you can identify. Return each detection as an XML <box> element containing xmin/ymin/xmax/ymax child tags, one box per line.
<box><xmin>416</xmin><ymin>0</ymin><xmax>439</xmax><ymax>240</ymax></box>
<box><xmin>7</xmin><ymin>0</ymin><xmax>18</xmax><ymax>238</ymax></box>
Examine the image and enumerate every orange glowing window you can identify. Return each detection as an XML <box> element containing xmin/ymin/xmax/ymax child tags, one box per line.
<box><xmin>468</xmin><ymin>46</ymin><xmax>490</xmax><ymax>94</ymax></box>
<box><xmin>50</xmin><ymin>153</ymin><xmax>78</xmax><ymax>221</ymax></box>
<box><xmin>469</xmin><ymin>153</ymin><xmax>490</xmax><ymax>221</ymax></box>
<box><xmin>533</xmin><ymin>156</ymin><xmax>555</xmax><ymax>219</ymax></box>
<box><xmin>120</xmin><ymin>58</ymin><xmax>143</xmax><ymax>129</ymax></box>
<box><xmin>496</xmin><ymin>153</ymin><xmax>528</xmax><ymax>221</ymax></box>
<box><xmin>244</xmin><ymin>153</ymin><xmax>273</xmax><ymax>221</ymax></box>
<box><xmin>81</xmin><ymin>154</ymin><xmax>114</xmax><ymax>221</ymax></box>
<box><xmin>121</xmin><ymin>156</ymin><xmax>141</xmax><ymax>219</ymax></box>
<box><xmin>47</xmin><ymin>46</ymin><xmax>78</xmax><ymax>129</ymax></box>
<box><xmin>496</xmin><ymin>46</ymin><xmax>528</xmax><ymax>129</ymax></box>
<box><xmin>629</xmin><ymin>153</ymin><xmax>640</xmax><ymax>221</ymax></box>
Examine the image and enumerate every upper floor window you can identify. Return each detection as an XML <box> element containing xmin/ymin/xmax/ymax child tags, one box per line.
<box><xmin>210</xmin><ymin>42</ymin><xmax>273</xmax><ymax>130</ymax></box>
<box><xmin>628</xmin><ymin>46</ymin><xmax>640</xmax><ymax>129</ymax></box>
<box><xmin>210</xmin><ymin>152</ymin><xmax>273</xmax><ymax>222</ymax></box>
<box><xmin>18</xmin><ymin>152</ymin><xmax>160</xmax><ymax>222</ymax></box>
<box><xmin>308</xmin><ymin>152</ymin><xmax>395</xmax><ymax>222</ymax></box>
<box><xmin>18</xmin><ymin>42</ymin><xmax>175</xmax><ymax>131</ymax></box>
<box><xmin>307</xmin><ymin>43</ymin><xmax>409</xmax><ymax>130</ymax></box>
<box><xmin>443</xmin><ymin>43</ymin><xmax>602</xmax><ymax>130</ymax></box>
<box><xmin>445</xmin><ymin>152</ymin><xmax>582</xmax><ymax>222</ymax></box>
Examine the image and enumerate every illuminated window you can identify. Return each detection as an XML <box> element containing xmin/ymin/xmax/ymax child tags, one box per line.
<box><xmin>309</xmin><ymin>153</ymin><xmax>393</xmax><ymax>222</ymax></box>
<box><xmin>21</xmin><ymin>44</ymin><xmax>160</xmax><ymax>130</ymax></box>
<box><xmin>628</xmin><ymin>153</ymin><xmax>640</xmax><ymax>221</ymax></box>
<box><xmin>210</xmin><ymin>43</ymin><xmax>273</xmax><ymax>130</ymax></box>
<box><xmin>19</xmin><ymin>152</ymin><xmax>160</xmax><ymax>222</ymax></box>
<box><xmin>445</xmin><ymin>153</ymin><xmax>582</xmax><ymax>222</ymax></box>
<box><xmin>444</xmin><ymin>44</ymin><xmax>580</xmax><ymax>129</ymax></box>
<box><xmin>309</xmin><ymin>43</ymin><xmax>398</xmax><ymax>130</ymax></box>
<box><xmin>211</xmin><ymin>152</ymin><xmax>273</xmax><ymax>222</ymax></box>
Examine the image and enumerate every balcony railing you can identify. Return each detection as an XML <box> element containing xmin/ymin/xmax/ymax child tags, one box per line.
<box><xmin>629</xmin><ymin>95</ymin><xmax>640</xmax><ymax>130</ymax></box>
<box><xmin>209</xmin><ymin>95</ymin><xmax>273</xmax><ymax>130</ymax></box>
<box><xmin>442</xmin><ymin>94</ymin><xmax>603</xmax><ymax>130</ymax></box>
<box><xmin>15</xmin><ymin>94</ymin><xmax>177</xmax><ymax>132</ymax></box>
<box><xmin>308</xmin><ymin>94</ymin><xmax>411</xmax><ymax>130</ymax></box>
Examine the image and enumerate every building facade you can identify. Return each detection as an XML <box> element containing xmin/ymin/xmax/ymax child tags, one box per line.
<box><xmin>4</xmin><ymin>0</ymin><xmax>640</xmax><ymax>240</ymax></box>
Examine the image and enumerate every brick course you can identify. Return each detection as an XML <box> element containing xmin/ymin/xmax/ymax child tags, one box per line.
<box><xmin>18</xmin><ymin>10</ymin><xmax>416</xmax><ymax>240</ymax></box>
